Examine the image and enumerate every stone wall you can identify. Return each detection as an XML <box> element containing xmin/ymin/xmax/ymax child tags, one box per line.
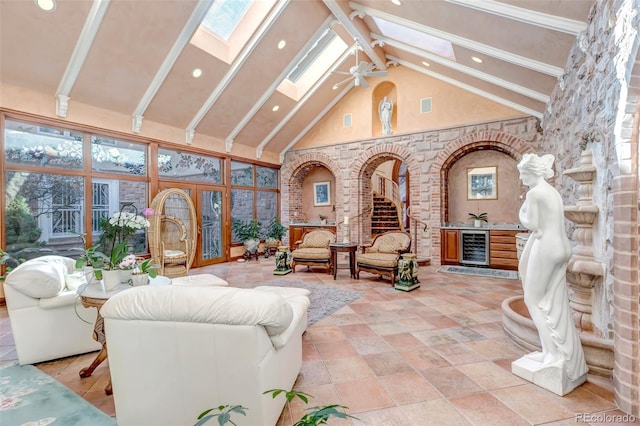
<box><xmin>282</xmin><ymin>116</ymin><xmax>540</xmax><ymax>263</ymax></box>
<box><xmin>539</xmin><ymin>0</ymin><xmax>640</xmax><ymax>415</ymax></box>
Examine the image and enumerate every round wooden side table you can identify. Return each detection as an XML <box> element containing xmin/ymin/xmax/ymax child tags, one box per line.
<box><xmin>76</xmin><ymin>275</ymin><xmax>171</xmax><ymax>394</ymax></box>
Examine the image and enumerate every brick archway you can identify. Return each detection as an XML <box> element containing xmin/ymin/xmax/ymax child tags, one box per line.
<box><xmin>280</xmin><ymin>152</ymin><xmax>341</xmax><ymax>231</ymax></box>
<box><xmin>350</xmin><ymin>144</ymin><xmax>424</xmax><ymax>256</ymax></box>
<box><xmin>430</xmin><ymin>132</ymin><xmax>529</xmax><ymax>264</ymax></box>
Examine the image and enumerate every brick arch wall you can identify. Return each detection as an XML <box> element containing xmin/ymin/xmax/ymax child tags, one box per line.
<box><xmin>280</xmin><ymin>152</ymin><xmax>342</xmax><ymax>235</ymax></box>
<box><xmin>430</xmin><ymin>132</ymin><xmax>530</xmax><ymax>264</ymax></box>
<box><xmin>349</xmin><ymin>144</ymin><xmax>423</xmax><ymax>255</ymax></box>
<box><xmin>613</xmin><ymin>50</ymin><xmax>640</xmax><ymax>415</ymax></box>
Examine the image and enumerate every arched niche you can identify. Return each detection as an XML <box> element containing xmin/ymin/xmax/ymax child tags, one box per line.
<box><xmin>372</xmin><ymin>82</ymin><xmax>397</xmax><ymax>137</ymax></box>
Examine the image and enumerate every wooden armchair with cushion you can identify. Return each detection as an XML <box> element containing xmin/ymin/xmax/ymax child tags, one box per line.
<box><xmin>356</xmin><ymin>231</ymin><xmax>411</xmax><ymax>284</ymax></box>
<box><xmin>290</xmin><ymin>229</ymin><xmax>336</xmax><ymax>274</ymax></box>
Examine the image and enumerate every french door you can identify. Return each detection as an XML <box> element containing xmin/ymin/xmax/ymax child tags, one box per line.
<box><xmin>158</xmin><ymin>182</ymin><xmax>227</xmax><ymax>267</ymax></box>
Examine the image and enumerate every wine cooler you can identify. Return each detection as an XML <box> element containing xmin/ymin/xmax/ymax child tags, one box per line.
<box><xmin>460</xmin><ymin>230</ymin><xmax>489</xmax><ymax>266</ymax></box>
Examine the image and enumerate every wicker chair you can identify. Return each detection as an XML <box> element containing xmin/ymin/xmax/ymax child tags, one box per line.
<box><xmin>355</xmin><ymin>231</ymin><xmax>411</xmax><ymax>284</ymax></box>
<box><xmin>149</xmin><ymin>189</ymin><xmax>197</xmax><ymax>278</ymax></box>
<box><xmin>158</xmin><ymin>215</ymin><xmax>191</xmax><ymax>278</ymax></box>
<box><xmin>290</xmin><ymin>229</ymin><xmax>336</xmax><ymax>274</ymax></box>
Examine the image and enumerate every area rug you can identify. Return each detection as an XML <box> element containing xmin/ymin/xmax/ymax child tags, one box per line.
<box><xmin>258</xmin><ymin>280</ymin><xmax>365</xmax><ymax>325</ymax></box>
<box><xmin>437</xmin><ymin>265</ymin><xmax>520</xmax><ymax>280</ymax></box>
<box><xmin>0</xmin><ymin>364</ymin><xmax>115</xmax><ymax>426</ymax></box>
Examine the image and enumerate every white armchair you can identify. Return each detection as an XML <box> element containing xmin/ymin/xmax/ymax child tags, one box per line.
<box><xmin>3</xmin><ymin>255</ymin><xmax>101</xmax><ymax>364</ymax></box>
<box><xmin>101</xmin><ymin>284</ymin><xmax>310</xmax><ymax>426</ymax></box>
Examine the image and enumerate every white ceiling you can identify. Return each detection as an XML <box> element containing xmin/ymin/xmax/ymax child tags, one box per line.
<box><xmin>0</xmin><ymin>0</ymin><xmax>594</xmax><ymax>161</ymax></box>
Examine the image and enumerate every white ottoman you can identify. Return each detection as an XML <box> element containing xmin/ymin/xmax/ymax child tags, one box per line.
<box><xmin>171</xmin><ymin>274</ymin><xmax>228</xmax><ymax>286</ymax></box>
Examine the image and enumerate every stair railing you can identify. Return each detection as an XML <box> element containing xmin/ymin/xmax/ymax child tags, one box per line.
<box><xmin>405</xmin><ymin>206</ymin><xmax>428</xmax><ymax>255</ymax></box>
<box><xmin>372</xmin><ymin>173</ymin><xmax>404</xmax><ymax>231</ymax></box>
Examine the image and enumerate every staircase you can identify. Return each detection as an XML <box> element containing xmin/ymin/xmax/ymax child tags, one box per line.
<box><xmin>371</xmin><ymin>194</ymin><xmax>401</xmax><ymax>237</ymax></box>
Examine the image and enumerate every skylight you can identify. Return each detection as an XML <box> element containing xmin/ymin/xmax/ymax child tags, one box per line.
<box><xmin>371</xmin><ymin>16</ymin><xmax>456</xmax><ymax>61</ymax></box>
<box><xmin>278</xmin><ymin>29</ymin><xmax>348</xmax><ymax>101</ymax></box>
<box><xmin>201</xmin><ymin>0</ymin><xmax>252</xmax><ymax>41</ymax></box>
<box><xmin>287</xmin><ymin>28</ymin><xmax>336</xmax><ymax>83</ymax></box>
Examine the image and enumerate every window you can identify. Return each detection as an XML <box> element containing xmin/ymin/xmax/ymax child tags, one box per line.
<box><xmin>201</xmin><ymin>0</ymin><xmax>252</xmax><ymax>41</ymax></box>
<box><xmin>158</xmin><ymin>148</ymin><xmax>222</xmax><ymax>183</ymax></box>
<box><xmin>91</xmin><ymin>136</ymin><xmax>147</xmax><ymax>176</ymax></box>
<box><xmin>4</xmin><ymin>120</ymin><xmax>83</xmax><ymax>169</ymax></box>
<box><xmin>371</xmin><ymin>16</ymin><xmax>455</xmax><ymax>61</ymax></box>
<box><xmin>3</xmin><ymin>119</ymin><xmax>150</xmax><ymax>261</ymax></box>
<box><xmin>230</xmin><ymin>161</ymin><xmax>279</xmax><ymax>242</ymax></box>
<box><xmin>2</xmin><ymin>116</ymin><xmax>280</xmax><ymax>262</ymax></box>
<box><xmin>278</xmin><ymin>28</ymin><xmax>348</xmax><ymax>101</ymax></box>
<box><xmin>5</xmin><ymin>172</ymin><xmax>85</xmax><ymax>246</ymax></box>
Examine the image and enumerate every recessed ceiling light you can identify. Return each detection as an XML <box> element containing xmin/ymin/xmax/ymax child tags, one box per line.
<box><xmin>391</xmin><ymin>0</ymin><xmax>402</xmax><ymax>5</ymax></box>
<box><xmin>332</xmin><ymin>84</ymin><xmax>339</xmax><ymax>90</ymax></box>
<box><xmin>422</xmin><ymin>61</ymin><xmax>430</xmax><ymax>67</ymax></box>
<box><xmin>277</xmin><ymin>40</ymin><xmax>286</xmax><ymax>49</ymax></box>
<box><xmin>35</xmin><ymin>0</ymin><xmax>56</xmax><ymax>11</ymax></box>
<box><xmin>471</xmin><ymin>56</ymin><xmax>483</xmax><ymax>63</ymax></box>
<box><xmin>272</xmin><ymin>105</ymin><xmax>280</xmax><ymax>112</ymax></box>
<box><xmin>192</xmin><ymin>68</ymin><xmax>202</xmax><ymax>78</ymax></box>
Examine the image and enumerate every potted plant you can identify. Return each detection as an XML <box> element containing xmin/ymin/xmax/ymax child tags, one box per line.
<box><xmin>232</xmin><ymin>219</ymin><xmax>263</xmax><ymax>257</ymax></box>
<box><xmin>196</xmin><ymin>388</ymin><xmax>356</xmax><ymax>426</ymax></box>
<box><xmin>468</xmin><ymin>212</ymin><xmax>488</xmax><ymax>227</ymax></box>
<box><xmin>319</xmin><ymin>214</ymin><xmax>327</xmax><ymax>225</ymax></box>
<box><xmin>131</xmin><ymin>258</ymin><xmax>160</xmax><ymax>286</ymax></box>
<box><xmin>265</xmin><ymin>217</ymin><xmax>287</xmax><ymax>246</ymax></box>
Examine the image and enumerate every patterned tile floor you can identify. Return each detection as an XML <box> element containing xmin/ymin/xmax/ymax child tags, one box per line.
<box><xmin>0</xmin><ymin>258</ymin><xmax>633</xmax><ymax>425</ymax></box>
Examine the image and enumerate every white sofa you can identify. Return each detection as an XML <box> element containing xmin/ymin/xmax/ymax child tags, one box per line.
<box><xmin>3</xmin><ymin>255</ymin><xmax>101</xmax><ymax>365</ymax></box>
<box><xmin>101</xmin><ymin>284</ymin><xmax>310</xmax><ymax>426</ymax></box>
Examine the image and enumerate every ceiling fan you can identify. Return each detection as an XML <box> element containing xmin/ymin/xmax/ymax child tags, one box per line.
<box><xmin>333</xmin><ymin>41</ymin><xmax>388</xmax><ymax>89</ymax></box>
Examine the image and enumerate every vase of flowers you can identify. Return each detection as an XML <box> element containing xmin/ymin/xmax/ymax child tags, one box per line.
<box><xmin>76</xmin><ymin>204</ymin><xmax>153</xmax><ymax>287</ymax></box>
<box><xmin>97</xmin><ymin>205</ymin><xmax>153</xmax><ymax>266</ymax></box>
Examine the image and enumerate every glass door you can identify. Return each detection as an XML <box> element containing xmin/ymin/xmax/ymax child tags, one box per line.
<box><xmin>198</xmin><ymin>189</ymin><xmax>224</xmax><ymax>265</ymax></box>
<box><xmin>157</xmin><ymin>182</ymin><xmax>226</xmax><ymax>267</ymax></box>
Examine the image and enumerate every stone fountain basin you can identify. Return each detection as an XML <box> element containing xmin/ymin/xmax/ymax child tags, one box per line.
<box><xmin>502</xmin><ymin>295</ymin><xmax>614</xmax><ymax>378</ymax></box>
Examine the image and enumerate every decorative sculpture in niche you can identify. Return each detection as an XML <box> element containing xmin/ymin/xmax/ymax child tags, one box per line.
<box><xmin>511</xmin><ymin>153</ymin><xmax>588</xmax><ymax>396</ymax></box>
<box><xmin>378</xmin><ymin>96</ymin><xmax>393</xmax><ymax>136</ymax></box>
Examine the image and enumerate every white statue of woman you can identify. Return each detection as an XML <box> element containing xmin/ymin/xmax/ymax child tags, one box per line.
<box><xmin>378</xmin><ymin>96</ymin><xmax>393</xmax><ymax>136</ymax></box>
<box><xmin>515</xmin><ymin>153</ymin><xmax>587</xmax><ymax>392</ymax></box>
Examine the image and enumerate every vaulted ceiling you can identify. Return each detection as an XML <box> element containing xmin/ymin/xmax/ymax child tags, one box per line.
<box><xmin>0</xmin><ymin>0</ymin><xmax>594</xmax><ymax>162</ymax></box>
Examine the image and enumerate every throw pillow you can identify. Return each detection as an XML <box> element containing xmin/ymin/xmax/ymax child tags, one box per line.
<box><xmin>5</xmin><ymin>260</ymin><xmax>66</xmax><ymax>298</ymax></box>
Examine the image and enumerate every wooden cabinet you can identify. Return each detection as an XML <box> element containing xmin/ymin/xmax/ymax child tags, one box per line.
<box><xmin>441</xmin><ymin>229</ymin><xmax>460</xmax><ymax>264</ymax></box>
<box><xmin>289</xmin><ymin>225</ymin><xmax>336</xmax><ymax>247</ymax></box>
<box><xmin>489</xmin><ymin>230</ymin><xmax>521</xmax><ymax>270</ymax></box>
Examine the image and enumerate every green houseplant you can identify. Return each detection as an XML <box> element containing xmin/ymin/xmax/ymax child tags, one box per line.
<box><xmin>195</xmin><ymin>389</ymin><xmax>356</xmax><ymax>426</ymax></box>
<box><xmin>265</xmin><ymin>217</ymin><xmax>287</xmax><ymax>245</ymax></box>
<box><xmin>468</xmin><ymin>212</ymin><xmax>488</xmax><ymax>227</ymax></box>
<box><xmin>135</xmin><ymin>258</ymin><xmax>160</xmax><ymax>278</ymax></box>
<box><xmin>232</xmin><ymin>219</ymin><xmax>263</xmax><ymax>255</ymax></box>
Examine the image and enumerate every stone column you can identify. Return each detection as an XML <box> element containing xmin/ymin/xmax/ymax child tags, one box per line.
<box><xmin>563</xmin><ymin>150</ymin><xmax>604</xmax><ymax>332</ymax></box>
<box><xmin>563</xmin><ymin>149</ymin><xmax>613</xmax><ymax>378</ymax></box>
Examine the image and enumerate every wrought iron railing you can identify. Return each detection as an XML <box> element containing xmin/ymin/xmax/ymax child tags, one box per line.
<box><xmin>406</xmin><ymin>206</ymin><xmax>428</xmax><ymax>254</ymax></box>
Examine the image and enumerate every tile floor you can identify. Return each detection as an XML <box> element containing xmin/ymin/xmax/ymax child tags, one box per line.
<box><xmin>0</xmin><ymin>258</ymin><xmax>633</xmax><ymax>425</ymax></box>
